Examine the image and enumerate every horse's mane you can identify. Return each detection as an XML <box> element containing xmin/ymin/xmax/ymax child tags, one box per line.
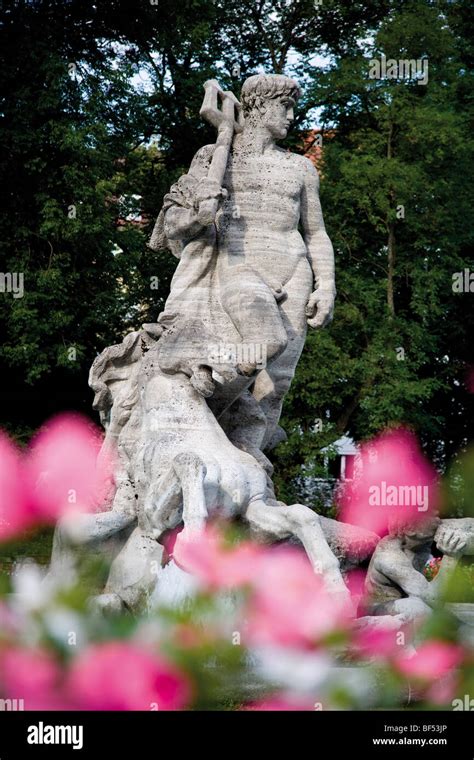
<box><xmin>89</xmin><ymin>331</ymin><xmax>144</xmax><ymax>412</ymax></box>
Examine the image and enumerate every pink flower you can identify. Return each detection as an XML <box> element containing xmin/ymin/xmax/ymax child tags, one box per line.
<box><xmin>423</xmin><ymin>556</ymin><xmax>442</xmax><ymax>581</ymax></box>
<box><xmin>0</xmin><ymin>646</ymin><xmax>66</xmax><ymax>710</ymax></box>
<box><xmin>0</xmin><ymin>601</ymin><xmax>20</xmax><ymax>639</ymax></box>
<box><xmin>394</xmin><ymin>640</ymin><xmax>464</xmax><ymax>681</ymax></box>
<box><xmin>338</xmin><ymin>428</ymin><xmax>439</xmax><ymax>537</ymax></box>
<box><xmin>26</xmin><ymin>413</ymin><xmax>114</xmax><ymax>521</ymax></box>
<box><xmin>245</xmin><ymin>547</ymin><xmax>351</xmax><ymax>649</ymax></box>
<box><xmin>67</xmin><ymin>642</ymin><xmax>191</xmax><ymax>711</ymax></box>
<box><xmin>426</xmin><ymin>671</ymin><xmax>460</xmax><ymax>705</ymax></box>
<box><xmin>174</xmin><ymin>529</ymin><xmax>351</xmax><ymax>649</ymax></box>
<box><xmin>345</xmin><ymin>568</ymin><xmax>367</xmax><ymax>611</ymax></box>
<box><xmin>0</xmin><ymin>414</ymin><xmax>115</xmax><ymax>541</ymax></box>
<box><xmin>244</xmin><ymin>695</ymin><xmax>318</xmax><ymax>711</ymax></box>
<box><xmin>352</xmin><ymin>622</ymin><xmax>410</xmax><ymax>659</ymax></box>
<box><xmin>173</xmin><ymin>525</ymin><xmax>263</xmax><ymax>589</ymax></box>
<box><xmin>0</xmin><ymin>433</ymin><xmax>34</xmax><ymax>540</ymax></box>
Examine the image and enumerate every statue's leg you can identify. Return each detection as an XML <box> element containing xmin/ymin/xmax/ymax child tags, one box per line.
<box><xmin>252</xmin><ymin>259</ymin><xmax>312</xmax><ymax>450</ymax></box>
<box><xmin>245</xmin><ymin>499</ymin><xmax>350</xmax><ymax>599</ymax></box>
<box><xmin>218</xmin><ymin>389</ymin><xmax>270</xmax><ymax>472</ymax></box>
<box><xmin>373</xmin><ymin>597</ymin><xmax>432</xmax><ymax>622</ymax></box>
<box><xmin>219</xmin><ymin>266</ymin><xmax>288</xmax><ymax>371</ymax></box>
<box><xmin>48</xmin><ymin>510</ymin><xmax>137</xmax><ymax>604</ymax></box>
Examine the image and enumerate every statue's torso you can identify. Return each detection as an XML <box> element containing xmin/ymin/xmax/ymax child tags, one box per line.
<box><xmin>215</xmin><ymin>147</ymin><xmax>310</xmax><ymax>290</ymax></box>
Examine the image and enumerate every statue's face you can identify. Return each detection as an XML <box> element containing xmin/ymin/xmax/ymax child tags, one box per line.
<box><xmin>260</xmin><ymin>96</ymin><xmax>295</xmax><ymax>139</ymax></box>
<box><xmin>404</xmin><ymin>520</ymin><xmax>439</xmax><ymax>548</ymax></box>
<box><xmin>404</xmin><ymin>532</ymin><xmax>433</xmax><ymax>549</ymax></box>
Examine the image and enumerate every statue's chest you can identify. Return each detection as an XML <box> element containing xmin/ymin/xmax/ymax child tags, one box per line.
<box><xmin>224</xmin><ymin>155</ymin><xmax>301</xmax><ymax>200</ymax></box>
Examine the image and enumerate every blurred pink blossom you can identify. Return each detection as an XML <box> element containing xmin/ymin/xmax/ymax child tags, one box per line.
<box><xmin>0</xmin><ymin>433</ymin><xmax>33</xmax><ymax>540</ymax></box>
<box><xmin>67</xmin><ymin>642</ymin><xmax>191</xmax><ymax>711</ymax></box>
<box><xmin>338</xmin><ymin>428</ymin><xmax>439</xmax><ymax>536</ymax></box>
<box><xmin>174</xmin><ymin>529</ymin><xmax>351</xmax><ymax>649</ymax></box>
<box><xmin>352</xmin><ymin>622</ymin><xmax>410</xmax><ymax>659</ymax></box>
<box><xmin>345</xmin><ymin>568</ymin><xmax>367</xmax><ymax>611</ymax></box>
<box><xmin>426</xmin><ymin>671</ymin><xmax>460</xmax><ymax>705</ymax></box>
<box><xmin>26</xmin><ymin>413</ymin><xmax>114</xmax><ymax>520</ymax></box>
<box><xmin>245</xmin><ymin>546</ymin><xmax>351</xmax><ymax>649</ymax></box>
<box><xmin>0</xmin><ymin>414</ymin><xmax>114</xmax><ymax>540</ymax></box>
<box><xmin>173</xmin><ymin>525</ymin><xmax>263</xmax><ymax>589</ymax></box>
<box><xmin>0</xmin><ymin>646</ymin><xmax>66</xmax><ymax>710</ymax></box>
<box><xmin>394</xmin><ymin>640</ymin><xmax>463</xmax><ymax>681</ymax></box>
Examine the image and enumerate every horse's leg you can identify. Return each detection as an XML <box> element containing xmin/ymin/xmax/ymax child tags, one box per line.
<box><xmin>103</xmin><ymin>526</ymin><xmax>166</xmax><ymax>613</ymax></box>
<box><xmin>143</xmin><ymin>465</ymin><xmax>183</xmax><ymax>539</ymax></box>
<box><xmin>245</xmin><ymin>500</ymin><xmax>350</xmax><ymax>599</ymax></box>
<box><xmin>142</xmin><ymin>451</ymin><xmax>208</xmax><ymax>539</ymax></box>
<box><xmin>51</xmin><ymin>509</ymin><xmax>136</xmax><ymax>561</ymax></box>
<box><xmin>172</xmin><ymin>452</ymin><xmax>208</xmax><ymax>534</ymax></box>
<box><xmin>48</xmin><ymin>510</ymin><xmax>137</xmax><ymax>603</ymax></box>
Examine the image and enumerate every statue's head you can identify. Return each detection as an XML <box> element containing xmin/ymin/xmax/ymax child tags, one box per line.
<box><xmin>388</xmin><ymin>513</ymin><xmax>441</xmax><ymax>547</ymax></box>
<box><xmin>89</xmin><ymin>330</ymin><xmax>146</xmax><ymax>422</ymax></box>
<box><xmin>240</xmin><ymin>74</ymin><xmax>301</xmax><ymax>139</ymax></box>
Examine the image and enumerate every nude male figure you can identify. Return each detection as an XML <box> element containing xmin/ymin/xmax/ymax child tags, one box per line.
<box><xmin>218</xmin><ymin>74</ymin><xmax>335</xmax><ymax>449</ymax></box>
<box><xmin>160</xmin><ymin>74</ymin><xmax>335</xmax><ymax>454</ymax></box>
<box><xmin>364</xmin><ymin>516</ymin><xmax>474</xmax><ymax>621</ymax></box>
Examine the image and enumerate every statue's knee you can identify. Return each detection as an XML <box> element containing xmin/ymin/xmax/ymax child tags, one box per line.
<box><xmin>396</xmin><ymin>597</ymin><xmax>431</xmax><ymax>618</ymax></box>
<box><xmin>265</xmin><ymin>331</ymin><xmax>288</xmax><ymax>362</ymax></box>
<box><xmin>288</xmin><ymin>503</ymin><xmax>321</xmax><ymax>529</ymax></box>
<box><xmin>88</xmin><ymin>593</ymin><xmax>125</xmax><ymax>616</ymax></box>
<box><xmin>268</xmin><ymin>366</ymin><xmax>294</xmax><ymax>397</ymax></box>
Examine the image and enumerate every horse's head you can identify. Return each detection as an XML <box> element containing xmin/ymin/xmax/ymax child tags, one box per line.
<box><xmin>89</xmin><ymin>330</ymin><xmax>155</xmax><ymax>429</ymax></box>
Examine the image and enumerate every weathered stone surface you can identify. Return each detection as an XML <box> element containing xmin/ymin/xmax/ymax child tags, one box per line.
<box><xmin>318</xmin><ymin>515</ymin><xmax>379</xmax><ymax>567</ymax></box>
<box><xmin>364</xmin><ymin>515</ymin><xmax>474</xmax><ymax>621</ymax></box>
<box><xmin>49</xmin><ymin>75</ymin><xmax>379</xmax><ymax>614</ymax></box>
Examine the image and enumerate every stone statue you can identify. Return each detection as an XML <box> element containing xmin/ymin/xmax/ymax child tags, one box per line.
<box><xmin>149</xmin><ymin>75</ymin><xmax>335</xmax><ymax>464</ymax></box>
<box><xmin>50</xmin><ymin>74</ymin><xmax>379</xmax><ymax>614</ymax></box>
<box><xmin>363</xmin><ymin>515</ymin><xmax>474</xmax><ymax>621</ymax></box>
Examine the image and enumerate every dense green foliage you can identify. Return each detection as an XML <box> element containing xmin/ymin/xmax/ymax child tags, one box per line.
<box><xmin>1</xmin><ymin>1</ymin><xmax>472</xmax><ymax>501</ymax></box>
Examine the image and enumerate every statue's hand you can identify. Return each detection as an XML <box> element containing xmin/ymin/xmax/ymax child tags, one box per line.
<box><xmin>194</xmin><ymin>178</ymin><xmax>228</xmax><ymax>226</ymax></box>
<box><xmin>435</xmin><ymin>525</ymin><xmax>467</xmax><ymax>558</ymax></box>
<box><xmin>305</xmin><ymin>288</ymin><xmax>335</xmax><ymax>329</ymax></box>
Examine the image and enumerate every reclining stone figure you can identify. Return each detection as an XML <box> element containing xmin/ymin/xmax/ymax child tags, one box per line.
<box><xmin>363</xmin><ymin>514</ymin><xmax>474</xmax><ymax>621</ymax></box>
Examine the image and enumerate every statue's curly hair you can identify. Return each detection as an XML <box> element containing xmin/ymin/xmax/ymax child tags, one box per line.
<box><xmin>240</xmin><ymin>74</ymin><xmax>301</xmax><ymax>115</ymax></box>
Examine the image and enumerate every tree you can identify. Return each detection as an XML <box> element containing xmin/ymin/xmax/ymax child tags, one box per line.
<box><xmin>0</xmin><ymin>0</ymin><xmax>388</xmax><ymax>440</ymax></box>
<box><xmin>1</xmin><ymin>0</ymin><xmax>472</xmax><ymax>501</ymax></box>
<box><xmin>0</xmin><ymin>1</ymin><xmax>169</xmax><ymax>438</ymax></box>
<box><xmin>272</xmin><ymin>0</ymin><xmax>474</xmax><ymax>501</ymax></box>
